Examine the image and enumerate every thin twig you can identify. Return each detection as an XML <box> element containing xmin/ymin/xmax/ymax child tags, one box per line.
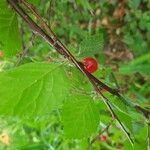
<box><xmin>47</xmin><ymin>0</ymin><xmax>54</xmax><ymax>22</ymax></box>
<box><xmin>88</xmin><ymin>119</ymin><xmax>114</xmax><ymax>150</ymax></box>
<box><xmin>16</xmin><ymin>33</ymin><xmax>35</xmax><ymax>66</ymax></box>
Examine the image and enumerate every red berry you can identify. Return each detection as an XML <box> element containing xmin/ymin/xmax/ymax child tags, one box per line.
<box><xmin>146</xmin><ymin>102</ymin><xmax>150</xmax><ymax>106</ymax></box>
<box><xmin>100</xmin><ymin>135</ymin><xmax>108</xmax><ymax>142</ymax></box>
<box><xmin>83</xmin><ymin>57</ymin><xmax>98</xmax><ymax>73</ymax></box>
<box><xmin>47</xmin><ymin>56</ymin><xmax>51</xmax><ymax>62</ymax></box>
<box><xmin>0</xmin><ymin>50</ymin><xmax>4</xmax><ymax>58</ymax></box>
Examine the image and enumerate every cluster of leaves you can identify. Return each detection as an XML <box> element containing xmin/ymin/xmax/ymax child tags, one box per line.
<box><xmin>0</xmin><ymin>0</ymin><xmax>149</xmax><ymax>150</ymax></box>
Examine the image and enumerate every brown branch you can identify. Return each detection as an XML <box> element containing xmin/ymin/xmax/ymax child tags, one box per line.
<box><xmin>135</xmin><ymin>105</ymin><xmax>150</xmax><ymax>120</ymax></box>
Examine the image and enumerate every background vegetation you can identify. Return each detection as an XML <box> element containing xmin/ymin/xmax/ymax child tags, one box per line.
<box><xmin>0</xmin><ymin>0</ymin><xmax>149</xmax><ymax>149</ymax></box>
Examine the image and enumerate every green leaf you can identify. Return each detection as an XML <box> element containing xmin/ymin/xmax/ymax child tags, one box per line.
<box><xmin>0</xmin><ymin>0</ymin><xmax>22</xmax><ymax>56</ymax></box>
<box><xmin>119</xmin><ymin>52</ymin><xmax>150</xmax><ymax>75</ymax></box>
<box><xmin>0</xmin><ymin>62</ymin><xmax>69</xmax><ymax>117</ymax></box>
<box><xmin>130</xmin><ymin>52</ymin><xmax>150</xmax><ymax>65</ymax></box>
<box><xmin>27</xmin><ymin>0</ymin><xmax>41</xmax><ymax>5</ymax></box>
<box><xmin>120</xmin><ymin>64</ymin><xmax>150</xmax><ymax>75</ymax></box>
<box><xmin>79</xmin><ymin>33</ymin><xmax>104</xmax><ymax>57</ymax></box>
<box><xmin>62</xmin><ymin>95</ymin><xmax>100</xmax><ymax>139</ymax></box>
<box><xmin>19</xmin><ymin>143</ymin><xmax>45</xmax><ymax>150</ymax></box>
<box><xmin>116</xmin><ymin>110</ymin><xmax>133</xmax><ymax>132</ymax></box>
<box><xmin>109</xmin><ymin>101</ymin><xmax>134</xmax><ymax>144</ymax></box>
<box><xmin>69</xmin><ymin>68</ymin><xmax>93</xmax><ymax>94</ymax></box>
<box><xmin>128</xmin><ymin>0</ymin><xmax>141</xmax><ymax>9</ymax></box>
<box><xmin>124</xmin><ymin>124</ymin><xmax>148</xmax><ymax>150</ymax></box>
<box><xmin>112</xmin><ymin>97</ymin><xmax>128</xmax><ymax>113</ymax></box>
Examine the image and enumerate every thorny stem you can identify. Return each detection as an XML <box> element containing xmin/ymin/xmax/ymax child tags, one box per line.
<box><xmin>8</xmin><ymin>0</ymin><xmax>150</xmax><ymax>145</ymax></box>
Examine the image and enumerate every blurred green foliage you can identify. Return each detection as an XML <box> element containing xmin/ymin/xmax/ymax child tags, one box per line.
<box><xmin>0</xmin><ymin>0</ymin><xmax>149</xmax><ymax>150</ymax></box>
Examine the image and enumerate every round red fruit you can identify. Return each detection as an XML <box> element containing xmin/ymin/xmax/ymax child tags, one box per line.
<box><xmin>83</xmin><ymin>57</ymin><xmax>98</xmax><ymax>73</ymax></box>
<box><xmin>100</xmin><ymin>135</ymin><xmax>108</xmax><ymax>142</ymax></box>
<box><xmin>0</xmin><ymin>50</ymin><xmax>4</xmax><ymax>58</ymax></box>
